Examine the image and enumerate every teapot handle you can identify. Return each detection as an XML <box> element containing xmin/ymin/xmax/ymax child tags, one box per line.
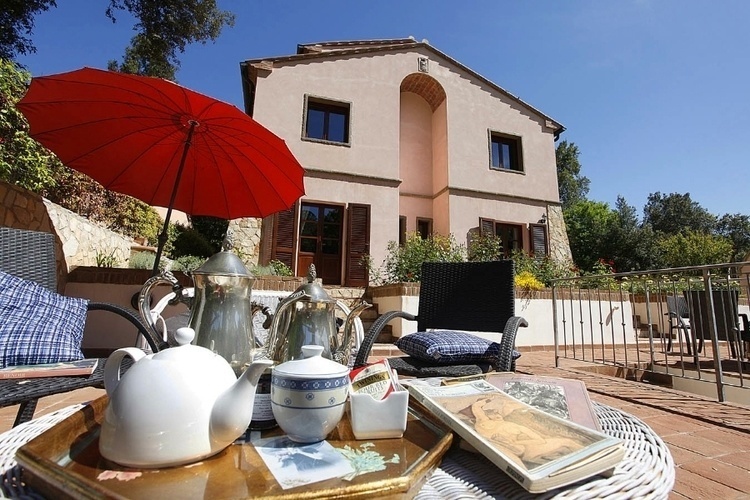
<box><xmin>138</xmin><ymin>271</ymin><xmax>185</xmax><ymax>343</ymax></box>
<box><xmin>104</xmin><ymin>348</ymin><xmax>147</xmax><ymax>395</ymax></box>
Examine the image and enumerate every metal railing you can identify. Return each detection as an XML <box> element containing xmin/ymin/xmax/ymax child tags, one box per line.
<box><xmin>551</xmin><ymin>261</ymin><xmax>750</xmax><ymax>403</ymax></box>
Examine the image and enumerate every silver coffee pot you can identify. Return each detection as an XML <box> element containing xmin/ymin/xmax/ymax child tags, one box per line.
<box><xmin>263</xmin><ymin>264</ymin><xmax>371</xmax><ymax>366</ymax></box>
<box><xmin>138</xmin><ymin>231</ymin><xmax>270</xmax><ymax>376</ymax></box>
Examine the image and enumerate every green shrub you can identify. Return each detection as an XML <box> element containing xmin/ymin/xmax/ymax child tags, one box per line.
<box><xmin>172</xmin><ymin>255</ymin><xmax>206</xmax><ymax>272</ymax></box>
<box><xmin>171</xmin><ymin>228</ymin><xmax>215</xmax><ymax>258</ymax></box>
<box><xmin>250</xmin><ymin>259</ymin><xmax>294</xmax><ymax>276</ymax></box>
<box><xmin>511</xmin><ymin>250</ymin><xmax>575</xmax><ymax>287</ymax></box>
<box><xmin>371</xmin><ymin>232</ymin><xmax>465</xmax><ymax>284</ymax></box>
<box><xmin>190</xmin><ymin>216</ymin><xmax>229</xmax><ymax>253</ymax></box>
<box><xmin>95</xmin><ymin>249</ymin><xmax>119</xmax><ymax>268</ymax></box>
<box><xmin>468</xmin><ymin>232</ymin><xmax>502</xmax><ymax>262</ymax></box>
<box><xmin>129</xmin><ymin>251</ymin><xmax>156</xmax><ymax>270</ymax></box>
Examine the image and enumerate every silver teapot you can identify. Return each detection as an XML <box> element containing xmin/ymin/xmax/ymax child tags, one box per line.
<box><xmin>264</xmin><ymin>264</ymin><xmax>370</xmax><ymax>366</ymax></box>
<box><xmin>138</xmin><ymin>231</ymin><xmax>270</xmax><ymax>376</ymax></box>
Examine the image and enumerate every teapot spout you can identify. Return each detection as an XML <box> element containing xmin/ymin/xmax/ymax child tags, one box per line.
<box><xmin>334</xmin><ymin>301</ymin><xmax>372</xmax><ymax>366</ymax></box>
<box><xmin>210</xmin><ymin>359</ymin><xmax>273</xmax><ymax>445</ymax></box>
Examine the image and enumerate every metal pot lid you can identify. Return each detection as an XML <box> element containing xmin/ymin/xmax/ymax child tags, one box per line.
<box><xmin>273</xmin><ymin>345</ymin><xmax>349</xmax><ymax>378</ymax></box>
<box><xmin>292</xmin><ymin>264</ymin><xmax>331</xmax><ymax>302</ymax></box>
<box><xmin>192</xmin><ymin>229</ymin><xmax>252</xmax><ymax>277</ymax></box>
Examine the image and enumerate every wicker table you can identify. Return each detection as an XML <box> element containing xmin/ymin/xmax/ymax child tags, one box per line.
<box><xmin>0</xmin><ymin>402</ymin><xmax>674</xmax><ymax>499</ymax></box>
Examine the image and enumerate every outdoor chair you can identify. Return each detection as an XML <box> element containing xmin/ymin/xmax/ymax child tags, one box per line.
<box><xmin>739</xmin><ymin>314</ymin><xmax>750</xmax><ymax>361</ymax></box>
<box><xmin>353</xmin><ymin>260</ymin><xmax>527</xmax><ymax>378</ymax></box>
<box><xmin>681</xmin><ymin>289</ymin><xmax>747</xmax><ymax>360</ymax></box>
<box><xmin>0</xmin><ymin>227</ymin><xmax>166</xmax><ymax>426</ymax></box>
<box><xmin>665</xmin><ymin>295</ymin><xmax>701</xmax><ymax>355</ymax></box>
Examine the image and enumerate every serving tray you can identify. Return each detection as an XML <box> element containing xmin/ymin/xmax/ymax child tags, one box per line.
<box><xmin>16</xmin><ymin>396</ymin><xmax>452</xmax><ymax>499</ymax></box>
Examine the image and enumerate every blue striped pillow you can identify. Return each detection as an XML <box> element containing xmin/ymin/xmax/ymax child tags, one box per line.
<box><xmin>0</xmin><ymin>271</ymin><xmax>89</xmax><ymax>368</ymax></box>
<box><xmin>396</xmin><ymin>330</ymin><xmax>508</xmax><ymax>365</ymax></box>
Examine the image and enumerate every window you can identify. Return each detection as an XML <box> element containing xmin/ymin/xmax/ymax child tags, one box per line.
<box><xmin>399</xmin><ymin>216</ymin><xmax>407</xmax><ymax>246</ymax></box>
<box><xmin>489</xmin><ymin>132</ymin><xmax>522</xmax><ymax>172</ymax></box>
<box><xmin>304</xmin><ymin>96</ymin><xmax>350</xmax><ymax>144</ymax></box>
<box><xmin>495</xmin><ymin>223</ymin><xmax>522</xmax><ymax>257</ymax></box>
<box><xmin>480</xmin><ymin>217</ymin><xmax>523</xmax><ymax>258</ymax></box>
<box><xmin>416</xmin><ymin>218</ymin><xmax>433</xmax><ymax>239</ymax></box>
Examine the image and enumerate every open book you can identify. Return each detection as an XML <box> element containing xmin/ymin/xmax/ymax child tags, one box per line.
<box><xmin>443</xmin><ymin>373</ymin><xmax>601</xmax><ymax>431</ymax></box>
<box><xmin>0</xmin><ymin>359</ymin><xmax>98</xmax><ymax>380</ymax></box>
<box><xmin>407</xmin><ymin>380</ymin><xmax>624</xmax><ymax>493</ymax></box>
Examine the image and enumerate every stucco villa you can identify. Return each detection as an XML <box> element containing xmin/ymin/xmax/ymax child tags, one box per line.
<box><xmin>240</xmin><ymin>38</ymin><xmax>572</xmax><ymax>286</ymax></box>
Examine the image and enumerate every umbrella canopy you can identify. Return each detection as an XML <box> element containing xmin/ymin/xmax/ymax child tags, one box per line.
<box><xmin>16</xmin><ymin>67</ymin><xmax>305</xmax><ymax>272</ymax></box>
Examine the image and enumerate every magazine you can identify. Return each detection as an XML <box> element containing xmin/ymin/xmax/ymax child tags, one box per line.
<box><xmin>407</xmin><ymin>380</ymin><xmax>624</xmax><ymax>493</ymax></box>
<box><xmin>443</xmin><ymin>373</ymin><xmax>601</xmax><ymax>431</ymax></box>
<box><xmin>0</xmin><ymin>359</ymin><xmax>99</xmax><ymax>380</ymax></box>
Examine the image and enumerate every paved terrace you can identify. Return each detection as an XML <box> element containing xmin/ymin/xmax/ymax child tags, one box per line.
<box><xmin>2</xmin><ymin>347</ymin><xmax>750</xmax><ymax>499</ymax></box>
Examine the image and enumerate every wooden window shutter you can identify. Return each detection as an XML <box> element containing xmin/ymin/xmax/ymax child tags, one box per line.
<box><xmin>258</xmin><ymin>214</ymin><xmax>275</xmax><ymax>265</ymax></box>
<box><xmin>479</xmin><ymin>217</ymin><xmax>495</xmax><ymax>236</ymax></box>
<box><xmin>345</xmin><ymin>203</ymin><xmax>370</xmax><ymax>287</ymax></box>
<box><xmin>530</xmin><ymin>223</ymin><xmax>548</xmax><ymax>257</ymax></box>
<box><xmin>271</xmin><ymin>203</ymin><xmax>298</xmax><ymax>273</ymax></box>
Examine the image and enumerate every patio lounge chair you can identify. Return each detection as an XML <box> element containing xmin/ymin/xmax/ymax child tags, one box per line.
<box><xmin>0</xmin><ymin>227</ymin><xmax>166</xmax><ymax>426</ymax></box>
<box><xmin>665</xmin><ymin>295</ymin><xmax>701</xmax><ymax>355</ymax></box>
<box><xmin>354</xmin><ymin>260</ymin><xmax>527</xmax><ymax>378</ymax></box>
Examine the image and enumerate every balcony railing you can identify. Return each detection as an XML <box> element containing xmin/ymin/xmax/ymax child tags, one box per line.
<box><xmin>550</xmin><ymin>261</ymin><xmax>750</xmax><ymax>403</ymax></box>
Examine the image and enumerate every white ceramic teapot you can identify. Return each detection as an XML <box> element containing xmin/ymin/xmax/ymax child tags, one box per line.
<box><xmin>99</xmin><ymin>327</ymin><xmax>273</xmax><ymax>468</ymax></box>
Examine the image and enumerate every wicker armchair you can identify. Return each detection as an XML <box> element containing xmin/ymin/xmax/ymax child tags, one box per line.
<box><xmin>0</xmin><ymin>227</ymin><xmax>166</xmax><ymax>426</ymax></box>
<box><xmin>354</xmin><ymin>260</ymin><xmax>527</xmax><ymax>377</ymax></box>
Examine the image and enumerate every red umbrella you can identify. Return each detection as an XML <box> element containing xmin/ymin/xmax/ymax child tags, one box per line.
<box><xmin>16</xmin><ymin>67</ymin><xmax>305</xmax><ymax>273</ymax></box>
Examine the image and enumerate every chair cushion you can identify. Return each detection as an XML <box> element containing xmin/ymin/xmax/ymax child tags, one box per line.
<box><xmin>0</xmin><ymin>271</ymin><xmax>89</xmax><ymax>368</ymax></box>
<box><xmin>395</xmin><ymin>330</ymin><xmax>519</xmax><ymax>365</ymax></box>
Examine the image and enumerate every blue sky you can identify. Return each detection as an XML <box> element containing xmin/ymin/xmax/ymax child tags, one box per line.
<box><xmin>16</xmin><ymin>0</ymin><xmax>750</xmax><ymax>219</ymax></box>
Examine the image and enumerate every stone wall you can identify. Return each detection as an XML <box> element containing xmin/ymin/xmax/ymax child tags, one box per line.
<box><xmin>1</xmin><ymin>181</ymin><xmax>136</xmax><ymax>279</ymax></box>
<box><xmin>43</xmin><ymin>199</ymin><xmax>135</xmax><ymax>268</ymax></box>
<box><xmin>1</xmin><ymin>181</ymin><xmax>269</xmax><ymax>276</ymax></box>
<box><xmin>547</xmin><ymin>205</ymin><xmax>573</xmax><ymax>265</ymax></box>
<box><xmin>227</xmin><ymin>217</ymin><xmax>262</xmax><ymax>267</ymax></box>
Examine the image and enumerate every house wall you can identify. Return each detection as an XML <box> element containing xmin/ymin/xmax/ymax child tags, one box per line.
<box><xmin>250</xmin><ymin>46</ymin><xmax>566</xmax><ymax>279</ymax></box>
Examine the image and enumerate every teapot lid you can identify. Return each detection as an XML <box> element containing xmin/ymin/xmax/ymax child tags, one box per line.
<box><xmin>274</xmin><ymin>345</ymin><xmax>349</xmax><ymax>378</ymax></box>
<box><xmin>192</xmin><ymin>229</ymin><xmax>252</xmax><ymax>277</ymax></box>
<box><xmin>293</xmin><ymin>264</ymin><xmax>331</xmax><ymax>302</ymax></box>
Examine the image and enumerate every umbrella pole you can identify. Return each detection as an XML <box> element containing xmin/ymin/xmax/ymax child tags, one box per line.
<box><xmin>152</xmin><ymin>121</ymin><xmax>198</xmax><ymax>275</ymax></box>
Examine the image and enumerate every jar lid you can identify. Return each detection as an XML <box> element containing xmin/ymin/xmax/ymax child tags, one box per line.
<box><xmin>273</xmin><ymin>345</ymin><xmax>349</xmax><ymax>378</ymax></box>
<box><xmin>191</xmin><ymin>229</ymin><xmax>252</xmax><ymax>277</ymax></box>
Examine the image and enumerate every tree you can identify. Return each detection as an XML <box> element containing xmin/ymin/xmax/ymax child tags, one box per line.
<box><xmin>556</xmin><ymin>140</ymin><xmax>590</xmax><ymax>210</ymax></box>
<box><xmin>2</xmin><ymin>1</ymin><xmax>235</xmax><ymax>81</ymax></box>
<box><xmin>105</xmin><ymin>0</ymin><xmax>235</xmax><ymax>80</ymax></box>
<box><xmin>716</xmin><ymin>213</ymin><xmax>750</xmax><ymax>262</ymax></box>
<box><xmin>190</xmin><ymin>215</ymin><xmax>229</xmax><ymax>253</ymax></box>
<box><xmin>0</xmin><ymin>0</ymin><xmax>56</xmax><ymax>61</ymax></box>
<box><xmin>0</xmin><ymin>59</ymin><xmax>61</xmax><ymax>191</ymax></box>
<box><xmin>658</xmin><ymin>231</ymin><xmax>733</xmax><ymax>267</ymax></box>
<box><xmin>606</xmin><ymin>196</ymin><xmax>661</xmax><ymax>272</ymax></box>
<box><xmin>643</xmin><ymin>192</ymin><xmax>716</xmax><ymax>235</ymax></box>
<box><xmin>2</xmin><ymin>1</ymin><xmax>234</xmax><ymax>242</ymax></box>
<box><xmin>563</xmin><ymin>200</ymin><xmax>617</xmax><ymax>272</ymax></box>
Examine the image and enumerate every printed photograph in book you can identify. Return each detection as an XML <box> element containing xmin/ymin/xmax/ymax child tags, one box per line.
<box><xmin>434</xmin><ymin>389</ymin><xmax>599</xmax><ymax>471</ymax></box>
<box><xmin>442</xmin><ymin>373</ymin><xmax>601</xmax><ymax>431</ymax></box>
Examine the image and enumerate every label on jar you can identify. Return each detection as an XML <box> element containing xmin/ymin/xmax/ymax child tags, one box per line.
<box><xmin>250</xmin><ymin>371</ymin><xmax>277</xmax><ymax>430</ymax></box>
<box><xmin>349</xmin><ymin>359</ymin><xmax>396</xmax><ymax>400</ymax></box>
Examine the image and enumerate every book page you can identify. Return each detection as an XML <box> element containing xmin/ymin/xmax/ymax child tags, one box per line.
<box><xmin>415</xmin><ymin>381</ymin><xmax>609</xmax><ymax>473</ymax></box>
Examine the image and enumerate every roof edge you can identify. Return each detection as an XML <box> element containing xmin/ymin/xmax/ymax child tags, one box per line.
<box><xmin>241</xmin><ymin>39</ymin><xmax>565</xmax><ymax>134</ymax></box>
